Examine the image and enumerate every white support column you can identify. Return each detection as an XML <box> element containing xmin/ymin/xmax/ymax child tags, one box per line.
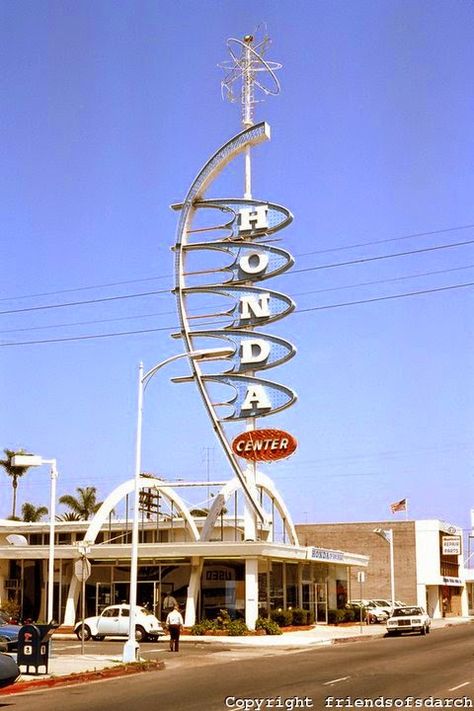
<box><xmin>64</xmin><ymin>576</ymin><xmax>80</xmax><ymax>626</ymax></box>
<box><xmin>297</xmin><ymin>564</ymin><xmax>303</xmax><ymax>609</ymax></box>
<box><xmin>243</xmin><ymin>464</ymin><xmax>257</xmax><ymax>541</ymax></box>
<box><xmin>245</xmin><ymin>557</ymin><xmax>259</xmax><ymax>630</ymax></box>
<box><xmin>185</xmin><ymin>557</ymin><xmax>203</xmax><ymax>627</ymax></box>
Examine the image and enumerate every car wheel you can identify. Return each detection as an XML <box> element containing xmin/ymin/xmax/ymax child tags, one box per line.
<box><xmin>92</xmin><ymin>635</ymin><xmax>105</xmax><ymax>641</ymax></box>
<box><xmin>135</xmin><ymin>625</ymin><xmax>147</xmax><ymax>642</ymax></box>
<box><xmin>426</xmin><ymin>625</ymin><xmax>430</xmax><ymax>634</ymax></box>
<box><xmin>75</xmin><ymin>624</ymin><xmax>91</xmax><ymax>641</ymax></box>
<box><xmin>420</xmin><ymin>625</ymin><xmax>427</xmax><ymax>635</ymax></box>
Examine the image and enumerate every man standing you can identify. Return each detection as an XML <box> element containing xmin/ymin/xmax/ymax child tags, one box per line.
<box><xmin>166</xmin><ymin>604</ymin><xmax>184</xmax><ymax>652</ymax></box>
<box><xmin>162</xmin><ymin>592</ymin><xmax>177</xmax><ymax>619</ymax></box>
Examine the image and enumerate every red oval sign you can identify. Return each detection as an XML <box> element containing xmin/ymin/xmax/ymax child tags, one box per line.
<box><xmin>232</xmin><ymin>429</ymin><xmax>297</xmax><ymax>462</ymax></box>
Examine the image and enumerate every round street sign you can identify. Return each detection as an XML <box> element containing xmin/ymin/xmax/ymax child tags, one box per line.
<box><xmin>74</xmin><ymin>557</ymin><xmax>92</xmax><ymax>582</ymax></box>
<box><xmin>232</xmin><ymin>428</ymin><xmax>297</xmax><ymax>462</ymax></box>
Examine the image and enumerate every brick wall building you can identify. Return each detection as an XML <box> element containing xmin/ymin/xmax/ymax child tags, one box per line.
<box><xmin>296</xmin><ymin>519</ymin><xmax>469</xmax><ymax>618</ymax></box>
<box><xmin>296</xmin><ymin>520</ymin><xmax>417</xmax><ymax>605</ymax></box>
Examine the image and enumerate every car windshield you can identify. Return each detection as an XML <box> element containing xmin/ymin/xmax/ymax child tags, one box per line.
<box><xmin>139</xmin><ymin>607</ymin><xmax>154</xmax><ymax>616</ymax></box>
<box><xmin>372</xmin><ymin>600</ymin><xmax>390</xmax><ymax>606</ymax></box>
<box><xmin>393</xmin><ymin>607</ymin><xmax>422</xmax><ymax>616</ymax></box>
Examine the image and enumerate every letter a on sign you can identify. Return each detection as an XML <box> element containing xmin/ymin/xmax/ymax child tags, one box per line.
<box><xmin>241</xmin><ymin>385</ymin><xmax>271</xmax><ymax>413</ymax></box>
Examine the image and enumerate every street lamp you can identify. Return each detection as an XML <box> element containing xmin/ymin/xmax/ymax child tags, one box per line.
<box><xmin>10</xmin><ymin>455</ymin><xmax>58</xmax><ymax>624</ymax></box>
<box><xmin>373</xmin><ymin>527</ymin><xmax>395</xmax><ymax>611</ymax></box>
<box><xmin>122</xmin><ymin>346</ymin><xmax>234</xmax><ymax>663</ymax></box>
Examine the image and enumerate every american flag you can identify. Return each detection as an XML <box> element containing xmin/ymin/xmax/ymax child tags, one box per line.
<box><xmin>390</xmin><ymin>498</ymin><xmax>407</xmax><ymax>513</ymax></box>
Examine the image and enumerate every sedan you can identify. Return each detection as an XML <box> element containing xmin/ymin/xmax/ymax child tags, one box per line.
<box><xmin>386</xmin><ymin>606</ymin><xmax>431</xmax><ymax>636</ymax></box>
<box><xmin>74</xmin><ymin>604</ymin><xmax>164</xmax><ymax>642</ymax></box>
<box><xmin>0</xmin><ymin>620</ymin><xmax>21</xmax><ymax>652</ymax></box>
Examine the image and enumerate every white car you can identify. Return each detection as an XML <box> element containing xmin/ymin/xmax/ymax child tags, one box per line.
<box><xmin>348</xmin><ymin>600</ymin><xmax>389</xmax><ymax>623</ymax></box>
<box><xmin>74</xmin><ymin>604</ymin><xmax>164</xmax><ymax>642</ymax></box>
<box><xmin>386</xmin><ymin>606</ymin><xmax>431</xmax><ymax>636</ymax></box>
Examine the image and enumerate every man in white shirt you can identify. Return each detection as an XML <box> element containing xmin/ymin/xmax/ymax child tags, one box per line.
<box><xmin>162</xmin><ymin>593</ymin><xmax>178</xmax><ymax>620</ymax></box>
<box><xmin>166</xmin><ymin>604</ymin><xmax>184</xmax><ymax>652</ymax></box>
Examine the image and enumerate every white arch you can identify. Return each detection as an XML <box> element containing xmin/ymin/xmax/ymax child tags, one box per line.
<box><xmin>200</xmin><ymin>471</ymin><xmax>299</xmax><ymax>545</ymax></box>
<box><xmin>83</xmin><ymin>477</ymin><xmax>200</xmax><ymax>544</ymax></box>
<box><xmin>63</xmin><ymin>478</ymin><xmax>199</xmax><ymax>625</ymax></box>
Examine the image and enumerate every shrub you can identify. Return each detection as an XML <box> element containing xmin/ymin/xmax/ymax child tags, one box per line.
<box><xmin>291</xmin><ymin>608</ymin><xmax>307</xmax><ymax>626</ymax></box>
<box><xmin>190</xmin><ymin>619</ymin><xmax>217</xmax><ymax>635</ymax></box>
<box><xmin>328</xmin><ymin>609</ymin><xmax>347</xmax><ymax>625</ymax></box>
<box><xmin>291</xmin><ymin>608</ymin><xmax>315</xmax><ymax>626</ymax></box>
<box><xmin>270</xmin><ymin>609</ymin><xmax>293</xmax><ymax>627</ymax></box>
<box><xmin>344</xmin><ymin>608</ymin><xmax>355</xmax><ymax>623</ymax></box>
<box><xmin>215</xmin><ymin>609</ymin><xmax>232</xmax><ymax>630</ymax></box>
<box><xmin>227</xmin><ymin>620</ymin><xmax>248</xmax><ymax>636</ymax></box>
<box><xmin>255</xmin><ymin>617</ymin><xmax>282</xmax><ymax>635</ymax></box>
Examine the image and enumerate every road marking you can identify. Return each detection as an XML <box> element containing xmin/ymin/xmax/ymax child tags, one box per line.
<box><xmin>323</xmin><ymin>676</ymin><xmax>351</xmax><ymax>686</ymax></box>
<box><xmin>449</xmin><ymin>682</ymin><xmax>470</xmax><ymax>691</ymax></box>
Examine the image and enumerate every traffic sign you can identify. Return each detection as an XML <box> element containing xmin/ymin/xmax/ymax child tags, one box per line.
<box><xmin>74</xmin><ymin>557</ymin><xmax>92</xmax><ymax>581</ymax></box>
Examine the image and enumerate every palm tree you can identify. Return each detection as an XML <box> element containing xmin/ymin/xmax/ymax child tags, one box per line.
<box><xmin>21</xmin><ymin>502</ymin><xmax>48</xmax><ymax>522</ymax></box>
<box><xmin>56</xmin><ymin>511</ymin><xmax>82</xmax><ymax>522</ymax></box>
<box><xmin>0</xmin><ymin>448</ymin><xmax>34</xmax><ymax>519</ymax></box>
<box><xmin>58</xmin><ymin>486</ymin><xmax>102</xmax><ymax>520</ymax></box>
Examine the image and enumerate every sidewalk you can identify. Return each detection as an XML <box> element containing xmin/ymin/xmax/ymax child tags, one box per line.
<box><xmin>178</xmin><ymin>615</ymin><xmax>471</xmax><ymax>648</ymax></box>
<box><xmin>4</xmin><ymin>616</ymin><xmax>471</xmax><ymax>693</ymax></box>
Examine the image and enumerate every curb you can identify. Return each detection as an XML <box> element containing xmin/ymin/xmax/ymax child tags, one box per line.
<box><xmin>1</xmin><ymin>659</ymin><xmax>165</xmax><ymax>696</ymax></box>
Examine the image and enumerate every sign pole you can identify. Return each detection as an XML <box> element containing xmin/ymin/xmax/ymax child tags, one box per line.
<box><xmin>357</xmin><ymin>571</ymin><xmax>365</xmax><ymax>634</ymax></box>
<box><xmin>74</xmin><ymin>547</ymin><xmax>91</xmax><ymax>656</ymax></box>
<box><xmin>81</xmin><ymin>560</ymin><xmax>86</xmax><ymax>656</ymax></box>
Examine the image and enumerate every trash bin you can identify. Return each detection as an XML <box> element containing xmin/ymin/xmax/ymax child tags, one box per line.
<box><xmin>17</xmin><ymin>622</ymin><xmax>58</xmax><ymax>675</ymax></box>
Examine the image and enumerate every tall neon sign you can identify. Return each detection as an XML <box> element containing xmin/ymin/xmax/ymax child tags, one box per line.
<box><xmin>172</xmin><ymin>33</ymin><xmax>296</xmax><ymax>525</ymax></box>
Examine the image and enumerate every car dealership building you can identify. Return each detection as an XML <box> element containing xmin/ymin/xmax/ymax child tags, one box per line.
<box><xmin>0</xmin><ymin>476</ymin><xmax>368</xmax><ymax>627</ymax></box>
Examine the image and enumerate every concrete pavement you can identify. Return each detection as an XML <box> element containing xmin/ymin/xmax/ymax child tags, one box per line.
<box><xmin>5</xmin><ymin>616</ymin><xmax>471</xmax><ymax>690</ymax></box>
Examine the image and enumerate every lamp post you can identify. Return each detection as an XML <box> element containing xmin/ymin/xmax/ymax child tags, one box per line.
<box><xmin>10</xmin><ymin>455</ymin><xmax>58</xmax><ymax>623</ymax></box>
<box><xmin>122</xmin><ymin>347</ymin><xmax>233</xmax><ymax>663</ymax></box>
<box><xmin>374</xmin><ymin>527</ymin><xmax>395</xmax><ymax>611</ymax></box>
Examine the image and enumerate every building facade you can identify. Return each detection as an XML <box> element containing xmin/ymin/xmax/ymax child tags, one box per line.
<box><xmin>296</xmin><ymin>519</ymin><xmax>469</xmax><ymax>618</ymax></box>
<box><xmin>0</xmin><ymin>477</ymin><xmax>368</xmax><ymax>627</ymax></box>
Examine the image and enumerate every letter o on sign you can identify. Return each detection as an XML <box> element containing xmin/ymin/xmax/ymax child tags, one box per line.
<box><xmin>232</xmin><ymin>429</ymin><xmax>297</xmax><ymax>462</ymax></box>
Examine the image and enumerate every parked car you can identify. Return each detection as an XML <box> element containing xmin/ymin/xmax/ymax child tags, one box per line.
<box><xmin>386</xmin><ymin>606</ymin><xmax>431</xmax><ymax>636</ymax></box>
<box><xmin>74</xmin><ymin>604</ymin><xmax>164</xmax><ymax>642</ymax></box>
<box><xmin>0</xmin><ymin>653</ymin><xmax>20</xmax><ymax>688</ymax></box>
<box><xmin>348</xmin><ymin>600</ymin><xmax>388</xmax><ymax>624</ymax></box>
<box><xmin>0</xmin><ymin>619</ymin><xmax>21</xmax><ymax>652</ymax></box>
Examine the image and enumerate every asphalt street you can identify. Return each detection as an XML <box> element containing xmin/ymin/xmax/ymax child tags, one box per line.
<box><xmin>2</xmin><ymin>624</ymin><xmax>472</xmax><ymax>711</ymax></box>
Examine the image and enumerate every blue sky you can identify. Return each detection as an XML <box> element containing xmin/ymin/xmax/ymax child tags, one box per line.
<box><xmin>1</xmin><ymin>1</ymin><xmax>473</xmax><ymax>538</ymax></box>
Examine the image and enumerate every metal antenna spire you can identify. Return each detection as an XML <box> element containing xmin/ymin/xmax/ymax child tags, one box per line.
<box><xmin>219</xmin><ymin>29</ymin><xmax>281</xmax><ymax>198</ymax></box>
<box><xmin>220</xmin><ymin>30</ymin><xmax>282</xmax><ymax>128</ymax></box>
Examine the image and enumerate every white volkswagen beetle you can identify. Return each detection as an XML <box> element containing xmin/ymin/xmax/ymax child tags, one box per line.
<box><xmin>74</xmin><ymin>604</ymin><xmax>164</xmax><ymax>642</ymax></box>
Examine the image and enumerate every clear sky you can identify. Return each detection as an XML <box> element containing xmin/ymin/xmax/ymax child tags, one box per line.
<box><xmin>1</xmin><ymin>1</ymin><xmax>473</xmax><ymax>538</ymax></box>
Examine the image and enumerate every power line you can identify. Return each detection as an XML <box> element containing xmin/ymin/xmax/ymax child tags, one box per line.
<box><xmin>2</xmin><ymin>238</ymin><xmax>474</xmax><ymax>318</ymax></box>
<box><xmin>296</xmin><ymin>223</ymin><xmax>474</xmax><ymax>257</ymax></box>
<box><xmin>2</xmin><ymin>262</ymin><xmax>472</xmax><ymax>336</ymax></box>
<box><xmin>2</xmin><ymin>223</ymin><xmax>474</xmax><ymax>305</ymax></box>
<box><xmin>3</xmin><ymin>223</ymin><xmax>473</xmax><ymax>304</ymax></box>
<box><xmin>0</xmin><ymin>274</ymin><xmax>172</xmax><ymax>303</ymax></box>
<box><xmin>1</xmin><ymin>279</ymin><xmax>472</xmax><ymax>348</ymax></box>
<box><xmin>296</xmin><ymin>280</ymin><xmax>474</xmax><ymax>314</ymax></box>
<box><xmin>0</xmin><ymin>287</ymin><xmax>171</xmax><ymax>316</ymax></box>
<box><xmin>290</xmin><ymin>238</ymin><xmax>474</xmax><ymax>275</ymax></box>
